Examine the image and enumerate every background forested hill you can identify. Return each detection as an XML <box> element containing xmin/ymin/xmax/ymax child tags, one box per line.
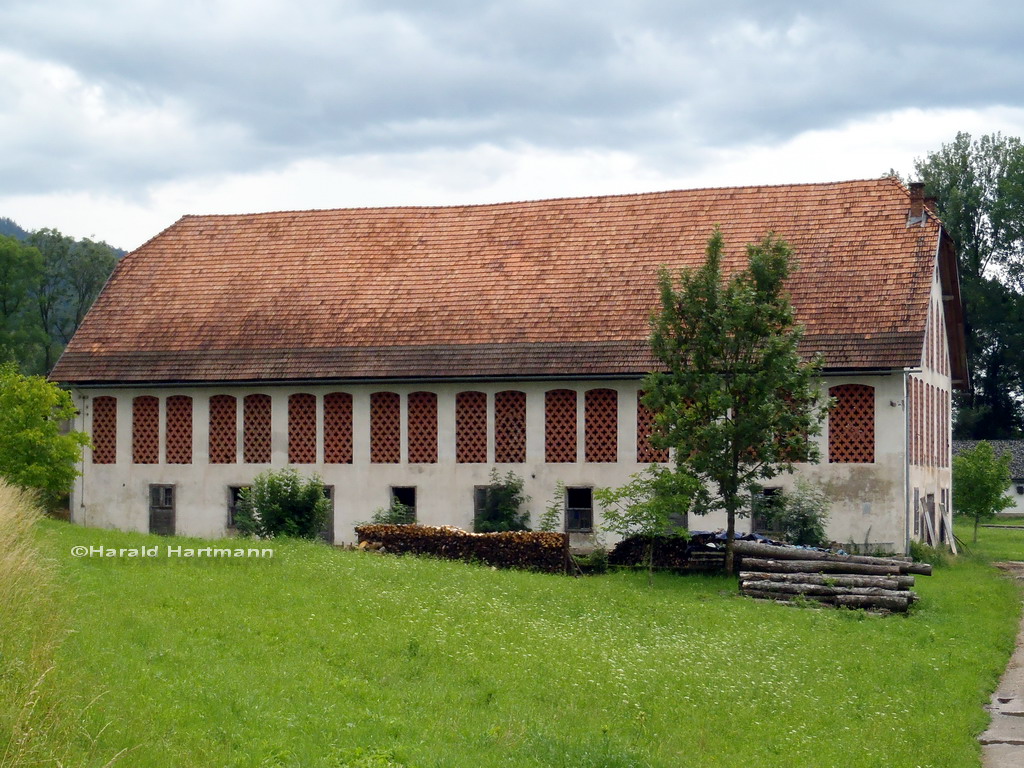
<box><xmin>0</xmin><ymin>219</ymin><xmax>122</xmax><ymax>375</ymax></box>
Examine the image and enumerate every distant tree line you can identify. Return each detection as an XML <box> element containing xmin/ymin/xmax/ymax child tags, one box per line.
<box><xmin>0</xmin><ymin>219</ymin><xmax>122</xmax><ymax>375</ymax></box>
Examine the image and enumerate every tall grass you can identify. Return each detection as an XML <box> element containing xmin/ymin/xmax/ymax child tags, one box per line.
<box><xmin>0</xmin><ymin>481</ymin><xmax>64</xmax><ymax>767</ymax></box>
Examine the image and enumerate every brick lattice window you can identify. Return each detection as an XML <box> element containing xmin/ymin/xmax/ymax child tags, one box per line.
<box><xmin>370</xmin><ymin>392</ymin><xmax>400</xmax><ymax>464</ymax></box>
<box><xmin>132</xmin><ymin>395</ymin><xmax>159</xmax><ymax>464</ymax></box>
<box><xmin>545</xmin><ymin>389</ymin><xmax>577</xmax><ymax>463</ymax></box>
<box><xmin>494</xmin><ymin>390</ymin><xmax>526</xmax><ymax>463</ymax></box>
<box><xmin>828</xmin><ymin>384</ymin><xmax>874</xmax><ymax>463</ymax></box>
<box><xmin>636</xmin><ymin>392</ymin><xmax>669</xmax><ymax>463</ymax></box>
<box><xmin>165</xmin><ymin>395</ymin><xmax>192</xmax><ymax>464</ymax></box>
<box><xmin>209</xmin><ymin>395</ymin><xmax>237</xmax><ymax>464</ymax></box>
<box><xmin>407</xmin><ymin>391</ymin><xmax>438</xmax><ymax>464</ymax></box>
<box><xmin>243</xmin><ymin>394</ymin><xmax>272</xmax><ymax>464</ymax></box>
<box><xmin>288</xmin><ymin>393</ymin><xmax>317</xmax><ymax>464</ymax></box>
<box><xmin>456</xmin><ymin>391</ymin><xmax>487</xmax><ymax>463</ymax></box>
<box><xmin>91</xmin><ymin>396</ymin><xmax>117</xmax><ymax>464</ymax></box>
<box><xmin>324</xmin><ymin>392</ymin><xmax>353</xmax><ymax>464</ymax></box>
<box><xmin>585</xmin><ymin>388</ymin><xmax>617</xmax><ymax>463</ymax></box>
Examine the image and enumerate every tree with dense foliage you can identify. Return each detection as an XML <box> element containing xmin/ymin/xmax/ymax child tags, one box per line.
<box><xmin>0</xmin><ymin>219</ymin><xmax>119</xmax><ymax>375</ymax></box>
<box><xmin>235</xmin><ymin>467</ymin><xmax>331</xmax><ymax>539</ymax></box>
<box><xmin>643</xmin><ymin>229</ymin><xmax>826</xmax><ymax>573</ymax></box>
<box><xmin>0</xmin><ymin>362</ymin><xmax>89</xmax><ymax>509</ymax></box>
<box><xmin>914</xmin><ymin>132</ymin><xmax>1024</xmax><ymax>438</ymax></box>
<box><xmin>765</xmin><ymin>479</ymin><xmax>831</xmax><ymax>547</ymax></box>
<box><xmin>952</xmin><ymin>441</ymin><xmax>1015</xmax><ymax>542</ymax></box>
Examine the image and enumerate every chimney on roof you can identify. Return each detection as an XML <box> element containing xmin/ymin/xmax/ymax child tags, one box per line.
<box><xmin>908</xmin><ymin>182</ymin><xmax>926</xmax><ymax>226</ymax></box>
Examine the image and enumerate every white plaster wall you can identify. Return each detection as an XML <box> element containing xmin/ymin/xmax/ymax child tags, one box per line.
<box><xmin>70</xmin><ymin>373</ymin><xmax>918</xmax><ymax>551</ymax></box>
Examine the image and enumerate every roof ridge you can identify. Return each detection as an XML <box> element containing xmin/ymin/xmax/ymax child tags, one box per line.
<box><xmin>173</xmin><ymin>177</ymin><xmax>900</xmax><ymax>223</ymax></box>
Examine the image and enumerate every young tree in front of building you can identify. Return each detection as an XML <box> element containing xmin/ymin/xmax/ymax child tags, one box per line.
<box><xmin>952</xmin><ymin>441</ymin><xmax>1015</xmax><ymax>542</ymax></box>
<box><xmin>0</xmin><ymin>363</ymin><xmax>89</xmax><ymax>509</ymax></box>
<box><xmin>643</xmin><ymin>228</ymin><xmax>826</xmax><ymax>574</ymax></box>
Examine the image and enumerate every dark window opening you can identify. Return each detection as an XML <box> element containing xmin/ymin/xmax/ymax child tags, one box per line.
<box><xmin>320</xmin><ymin>486</ymin><xmax>335</xmax><ymax>543</ymax></box>
<box><xmin>227</xmin><ymin>485</ymin><xmax>250</xmax><ymax>529</ymax></box>
<box><xmin>390</xmin><ymin>487</ymin><xmax>417</xmax><ymax>523</ymax></box>
<box><xmin>565</xmin><ymin>487</ymin><xmax>593</xmax><ymax>532</ymax></box>
<box><xmin>751</xmin><ymin>487</ymin><xmax>782</xmax><ymax>535</ymax></box>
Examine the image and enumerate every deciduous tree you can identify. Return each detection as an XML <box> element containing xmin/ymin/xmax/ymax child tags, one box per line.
<box><xmin>952</xmin><ymin>441</ymin><xmax>1014</xmax><ymax>542</ymax></box>
<box><xmin>643</xmin><ymin>229</ymin><xmax>825</xmax><ymax>573</ymax></box>
<box><xmin>0</xmin><ymin>363</ymin><xmax>89</xmax><ymax>509</ymax></box>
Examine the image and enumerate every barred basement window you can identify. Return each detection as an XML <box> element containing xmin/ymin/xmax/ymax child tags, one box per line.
<box><xmin>584</xmin><ymin>388</ymin><xmax>617</xmax><ymax>463</ymax></box>
<box><xmin>828</xmin><ymin>384</ymin><xmax>874</xmax><ymax>463</ymax></box>
<box><xmin>407</xmin><ymin>392</ymin><xmax>438</xmax><ymax>464</ymax></box>
<box><xmin>456</xmin><ymin>391</ymin><xmax>487</xmax><ymax>463</ymax></box>
<box><xmin>391</xmin><ymin>487</ymin><xmax>417</xmax><ymax>523</ymax></box>
<box><xmin>132</xmin><ymin>395</ymin><xmax>159</xmax><ymax>464</ymax></box>
<box><xmin>370</xmin><ymin>392</ymin><xmax>400</xmax><ymax>464</ymax></box>
<box><xmin>165</xmin><ymin>395</ymin><xmax>192</xmax><ymax>464</ymax></box>
<box><xmin>208</xmin><ymin>395</ymin><xmax>237</xmax><ymax>464</ymax></box>
<box><xmin>636</xmin><ymin>392</ymin><xmax>669</xmax><ymax>463</ymax></box>
<box><xmin>91</xmin><ymin>396</ymin><xmax>117</xmax><ymax>464</ymax></box>
<box><xmin>545</xmin><ymin>389</ymin><xmax>577</xmax><ymax>463</ymax></box>
<box><xmin>243</xmin><ymin>394</ymin><xmax>272</xmax><ymax>464</ymax></box>
<box><xmin>323</xmin><ymin>392</ymin><xmax>353</xmax><ymax>464</ymax></box>
<box><xmin>227</xmin><ymin>485</ymin><xmax>249</xmax><ymax>529</ymax></box>
<box><xmin>288</xmin><ymin>393</ymin><xmax>317</xmax><ymax>464</ymax></box>
<box><xmin>494</xmin><ymin>390</ymin><xmax>526</xmax><ymax>463</ymax></box>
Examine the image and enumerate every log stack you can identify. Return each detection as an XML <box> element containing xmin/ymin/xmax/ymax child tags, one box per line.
<box><xmin>733</xmin><ymin>540</ymin><xmax>931</xmax><ymax>613</ymax></box>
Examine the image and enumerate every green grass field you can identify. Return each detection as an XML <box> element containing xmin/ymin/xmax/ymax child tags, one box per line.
<box><xmin>3</xmin><ymin>508</ymin><xmax>1023</xmax><ymax>768</ymax></box>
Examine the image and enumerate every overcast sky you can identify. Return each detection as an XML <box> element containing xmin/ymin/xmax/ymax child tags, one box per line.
<box><xmin>3</xmin><ymin>0</ymin><xmax>1024</xmax><ymax>250</ymax></box>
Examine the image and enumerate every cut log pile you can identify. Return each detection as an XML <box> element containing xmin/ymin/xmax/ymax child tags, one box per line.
<box><xmin>733</xmin><ymin>540</ymin><xmax>931</xmax><ymax>613</ymax></box>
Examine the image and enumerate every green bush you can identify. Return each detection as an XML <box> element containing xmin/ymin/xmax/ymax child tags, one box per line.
<box><xmin>474</xmin><ymin>469</ymin><xmax>531</xmax><ymax>533</ymax></box>
<box><xmin>768</xmin><ymin>479</ymin><xmax>830</xmax><ymax>547</ymax></box>
<box><xmin>235</xmin><ymin>468</ymin><xmax>330</xmax><ymax>539</ymax></box>
<box><xmin>369</xmin><ymin>499</ymin><xmax>415</xmax><ymax>525</ymax></box>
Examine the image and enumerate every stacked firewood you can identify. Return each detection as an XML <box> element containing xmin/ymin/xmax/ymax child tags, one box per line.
<box><xmin>734</xmin><ymin>540</ymin><xmax>932</xmax><ymax>613</ymax></box>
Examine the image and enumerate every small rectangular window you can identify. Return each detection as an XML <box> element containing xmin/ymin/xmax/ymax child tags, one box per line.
<box><xmin>751</xmin><ymin>487</ymin><xmax>782</xmax><ymax>534</ymax></box>
<box><xmin>148</xmin><ymin>484</ymin><xmax>175</xmax><ymax>536</ymax></box>
<box><xmin>390</xmin><ymin>487</ymin><xmax>417</xmax><ymax>523</ymax></box>
<box><xmin>227</xmin><ymin>485</ymin><xmax>250</xmax><ymax>529</ymax></box>
<box><xmin>320</xmin><ymin>486</ymin><xmax>335</xmax><ymax>543</ymax></box>
<box><xmin>565</xmin><ymin>487</ymin><xmax>593</xmax><ymax>532</ymax></box>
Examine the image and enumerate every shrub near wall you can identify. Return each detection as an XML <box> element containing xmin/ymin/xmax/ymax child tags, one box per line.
<box><xmin>355</xmin><ymin>525</ymin><xmax>569</xmax><ymax>573</ymax></box>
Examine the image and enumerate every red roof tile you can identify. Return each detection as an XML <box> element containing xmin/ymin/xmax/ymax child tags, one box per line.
<box><xmin>51</xmin><ymin>178</ymin><xmax>961</xmax><ymax>384</ymax></box>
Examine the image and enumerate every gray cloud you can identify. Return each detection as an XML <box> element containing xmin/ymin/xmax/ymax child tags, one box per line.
<box><xmin>2</xmin><ymin>0</ymin><xmax>1024</xmax><ymax>195</ymax></box>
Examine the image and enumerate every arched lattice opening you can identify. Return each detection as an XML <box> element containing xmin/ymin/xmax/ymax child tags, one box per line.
<box><xmin>407</xmin><ymin>392</ymin><xmax>437</xmax><ymax>464</ymax></box>
<box><xmin>288</xmin><ymin>393</ymin><xmax>317</xmax><ymax>464</ymax></box>
<box><xmin>828</xmin><ymin>384</ymin><xmax>874</xmax><ymax>463</ymax></box>
<box><xmin>585</xmin><ymin>389</ymin><xmax>617</xmax><ymax>463</ymax></box>
<box><xmin>456</xmin><ymin>391</ymin><xmax>487</xmax><ymax>463</ymax></box>
<box><xmin>91</xmin><ymin>396</ymin><xmax>117</xmax><ymax>464</ymax></box>
<box><xmin>209</xmin><ymin>395</ymin><xmax>237</xmax><ymax>464</ymax></box>
<box><xmin>243</xmin><ymin>394</ymin><xmax>272</xmax><ymax>464</ymax></box>
<box><xmin>370</xmin><ymin>392</ymin><xmax>400</xmax><ymax>464</ymax></box>
<box><xmin>324</xmin><ymin>392</ymin><xmax>353</xmax><ymax>464</ymax></box>
<box><xmin>495</xmin><ymin>390</ymin><xmax>526</xmax><ymax>463</ymax></box>
<box><xmin>545</xmin><ymin>389</ymin><xmax>577</xmax><ymax>463</ymax></box>
<box><xmin>636</xmin><ymin>392</ymin><xmax>669</xmax><ymax>463</ymax></box>
<box><xmin>165</xmin><ymin>395</ymin><xmax>192</xmax><ymax>464</ymax></box>
<box><xmin>132</xmin><ymin>396</ymin><xmax>159</xmax><ymax>464</ymax></box>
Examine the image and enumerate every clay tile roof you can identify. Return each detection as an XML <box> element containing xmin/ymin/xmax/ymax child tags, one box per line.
<box><xmin>52</xmin><ymin>177</ymin><xmax>960</xmax><ymax>385</ymax></box>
